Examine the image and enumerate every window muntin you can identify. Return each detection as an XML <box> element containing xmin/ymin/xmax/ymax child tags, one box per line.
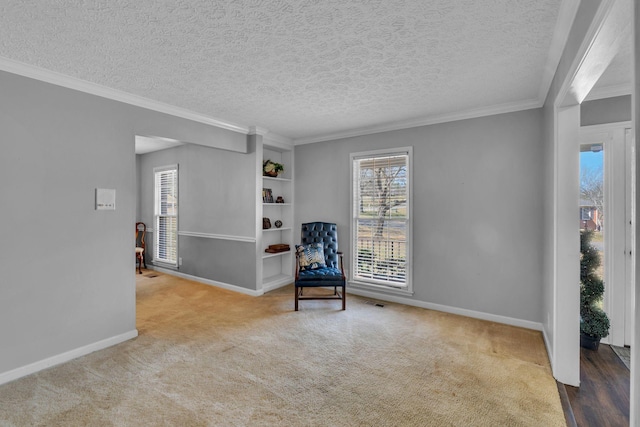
<box><xmin>351</xmin><ymin>148</ymin><xmax>412</xmax><ymax>291</ymax></box>
<box><xmin>154</xmin><ymin>165</ymin><xmax>178</xmax><ymax>266</ymax></box>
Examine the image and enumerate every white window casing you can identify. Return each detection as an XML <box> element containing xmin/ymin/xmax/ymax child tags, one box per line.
<box><xmin>350</xmin><ymin>147</ymin><xmax>412</xmax><ymax>294</ymax></box>
<box><xmin>153</xmin><ymin>164</ymin><xmax>178</xmax><ymax>267</ymax></box>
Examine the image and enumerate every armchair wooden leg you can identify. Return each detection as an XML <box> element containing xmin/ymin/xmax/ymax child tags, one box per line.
<box><xmin>342</xmin><ymin>285</ymin><xmax>346</xmax><ymax>310</ymax></box>
<box><xmin>295</xmin><ymin>286</ymin><xmax>299</xmax><ymax>311</ymax></box>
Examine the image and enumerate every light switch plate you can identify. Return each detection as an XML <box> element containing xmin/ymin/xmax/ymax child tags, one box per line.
<box><xmin>96</xmin><ymin>188</ymin><xmax>116</xmax><ymax>210</ymax></box>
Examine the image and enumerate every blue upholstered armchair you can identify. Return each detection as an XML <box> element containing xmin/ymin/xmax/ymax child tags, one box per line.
<box><xmin>294</xmin><ymin>222</ymin><xmax>346</xmax><ymax>310</ymax></box>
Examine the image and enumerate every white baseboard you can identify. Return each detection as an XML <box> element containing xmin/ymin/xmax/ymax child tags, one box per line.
<box><xmin>149</xmin><ymin>266</ymin><xmax>543</xmax><ymax>331</ymax></box>
<box><xmin>542</xmin><ymin>327</ymin><xmax>554</xmax><ymax>372</ymax></box>
<box><xmin>146</xmin><ymin>265</ymin><xmax>543</xmax><ymax>330</ymax></box>
<box><xmin>149</xmin><ymin>266</ymin><xmax>263</xmax><ymax>296</ymax></box>
<box><xmin>262</xmin><ymin>278</ymin><xmax>292</xmax><ymax>293</ymax></box>
<box><xmin>347</xmin><ymin>287</ymin><xmax>543</xmax><ymax>331</ymax></box>
<box><xmin>0</xmin><ymin>329</ymin><xmax>138</xmax><ymax>386</ymax></box>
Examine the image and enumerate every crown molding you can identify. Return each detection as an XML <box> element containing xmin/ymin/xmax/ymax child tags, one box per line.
<box><xmin>538</xmin><ymin>0</ymin><xmax>581</xmax><ymax>103</ymax></box>
<box><xmin>249</xmin><ymin>127</ymin><xmax>294</xmax><ymax>150</ymax></box>
<box><xmin>0</xmin><ymin>56</ymin><xmax>250</xmax><ymax>135</ymax></box>
<box><xmin>294</xmin><ymin>98</ymin><xmax>542</xmax><ymax>145</ymax></box>
<box><xmin>263</xmin><ymin>132</ymin><xmax>293</xmax><ymax>146</ymax></box>
<box><xmin>584</xmin><ymin>83</ymin><xmax>632</xmax><ymax>101</ymax></box>
<box><xmin>248</xmin><ymin>126</ymin><xmax>269</xmax><ymax>136</ymax></box>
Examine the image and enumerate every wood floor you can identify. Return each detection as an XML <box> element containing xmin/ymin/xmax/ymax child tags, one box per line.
<box><xmin>559</xmin><ymin>344</ymin><xmax>630</xmax><ymax>426</ymax></box>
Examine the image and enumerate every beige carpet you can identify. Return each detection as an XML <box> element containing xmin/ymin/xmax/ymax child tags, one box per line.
<box><xmin>0</xmin><ymin>272</ymin><xmax>566</xmax><ymax>426</ymax></box>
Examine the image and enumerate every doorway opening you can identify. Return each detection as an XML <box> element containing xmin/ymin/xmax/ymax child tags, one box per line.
<box><xmin>552</xmin><ymin>0</ymin><xmax>636</xmax><ymax>423</ymax></box>
<box><xmin>580</xmin><ymin>124</ymin><xmax>634</xmax><ymax>350</ymax></box>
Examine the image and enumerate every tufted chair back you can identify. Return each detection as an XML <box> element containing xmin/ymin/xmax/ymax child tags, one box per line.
<box><xmin>301</xmin><ymin>222</ymin><xmax>339</xmax><ymax>269</ymax></box>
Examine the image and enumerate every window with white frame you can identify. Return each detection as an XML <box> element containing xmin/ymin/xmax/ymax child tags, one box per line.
<box><xmin>580</xmin><ymin>207</ymin><xmax>593</xmax><ymax>221</ymax></box>
<box><xmin>351</xmin><ymin>148</ymin><xmax>412</xmax><ymax>291</ymax></box>
<box><xmin>154</xmin><ymin>165</ymin><xmax>178</xmax><ymax>266</ymax></box>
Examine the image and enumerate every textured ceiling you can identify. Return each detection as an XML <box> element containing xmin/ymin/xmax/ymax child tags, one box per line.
<box><xmin>0</xmin><ymin>1</ymin><xmax>606</xmax><ymax>142</ymax></box>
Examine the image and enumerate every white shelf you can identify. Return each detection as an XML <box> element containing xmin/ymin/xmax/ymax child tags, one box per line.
<box><xmin>263</xmin><ymin>203</ymin><xmax>291</xmax><ymax>206</ymax></box>
<box><xmin>263</xmin><ymin>176</ymin><xmax>291</xmax><ymax>182</ymax></box>
<box><xmin>263</xmin><ymin>250</ymin><xmax>292</xmax><ymax>259</ymax></box>
<box><xmin>263</xmin><ymin>227</ymin><xmax>291</xmax><ymax>232</ymax></box>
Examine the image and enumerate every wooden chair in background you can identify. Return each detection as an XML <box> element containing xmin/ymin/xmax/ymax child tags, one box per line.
<box><xmin>135</xmin><ymin>222</ymin><xmax>147</xmax><ymax>274</ymax></box>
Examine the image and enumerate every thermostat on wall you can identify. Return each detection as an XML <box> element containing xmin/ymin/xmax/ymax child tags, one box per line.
<box><xmin>96</xmin><ymin>188</ymin><xmax>116</xmax><ymax>210</ymax></box>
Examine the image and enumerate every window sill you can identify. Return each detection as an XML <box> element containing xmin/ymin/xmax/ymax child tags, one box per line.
<box><xmin>151</xmin><ymin>261</ymin><xmax>178</xmax><ymax>270</ymax></box>
<box><xmin>348</xmin><ymin>280</ymin><xmax>413</xmax><ymax>296</ymax></box>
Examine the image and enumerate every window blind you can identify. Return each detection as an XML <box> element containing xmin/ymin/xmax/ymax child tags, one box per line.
<box><xmin>154</xmin><ymin>165</ymin><xmax>178</xmax><ymax>266</ymax></box>
<box><xmin>353</xmin><ymin>152</ymin><xmax>409</xmax><ymax>286</ymax></box>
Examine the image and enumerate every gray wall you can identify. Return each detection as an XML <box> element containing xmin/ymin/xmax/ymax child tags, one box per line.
<box><xmin>0</xmin><ymin>70</ymin><xmax>246</xmax><ymax>376</ymax></box>
<box><xmin>581</xmin><ymin>95</ymin><xmax>632</xmax><ymax>126</ymax></box>
<box><xmin>295</xmin><ymin>109</ymin><xmax>544</xmax><ymax>323</ymax></box>
<box><xmin>137</xmin><ymin>143</ymin><xmax>257</xmax><ymax>290</ymax></box>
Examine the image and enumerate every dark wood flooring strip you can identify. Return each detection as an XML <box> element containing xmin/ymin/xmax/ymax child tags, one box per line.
<box><xmin>564</xmin><ymin>344</ymin><xmax>629</xmax><ymax>427</ymax></box>
<box><xmin>557</xmin><ymin>380</ymin><xmax>578</xmax><ymax>427</ymax></box>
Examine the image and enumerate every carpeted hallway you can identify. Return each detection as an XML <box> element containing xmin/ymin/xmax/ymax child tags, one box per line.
<box><xmin>0</xmin><ymin>272</ymin><xmax>565</xmax><ymax>426</ymax></box>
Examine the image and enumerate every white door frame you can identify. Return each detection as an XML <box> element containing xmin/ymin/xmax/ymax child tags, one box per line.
<box><xmin>626</xmin><ymin>127</ymin><xmax>635</xmax><ymax>347</ymax></box>
<box><xmin>581</xmin><ymin>122</ymin><xmax>633</xmax><ymax>348</ymax></box>
<box><xmin>553</xmin><ymin>104</ymin><xmax>581</xmax><ymax>386</ymax></box>
<box><xmin>552</xmin><ymin>0</ymin><xmax>623</xmax><ymax>388</ymax></box>
<box><xmin>553</xmin><ymin>0</ymin><xmax>636</xmax><ymax>423</ymax></box>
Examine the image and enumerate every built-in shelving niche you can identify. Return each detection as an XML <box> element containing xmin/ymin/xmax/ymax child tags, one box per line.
<box><xmin>259</xmin><ymin>143</ymin><xmax>294</xmax><ymax>291</ymax></box>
